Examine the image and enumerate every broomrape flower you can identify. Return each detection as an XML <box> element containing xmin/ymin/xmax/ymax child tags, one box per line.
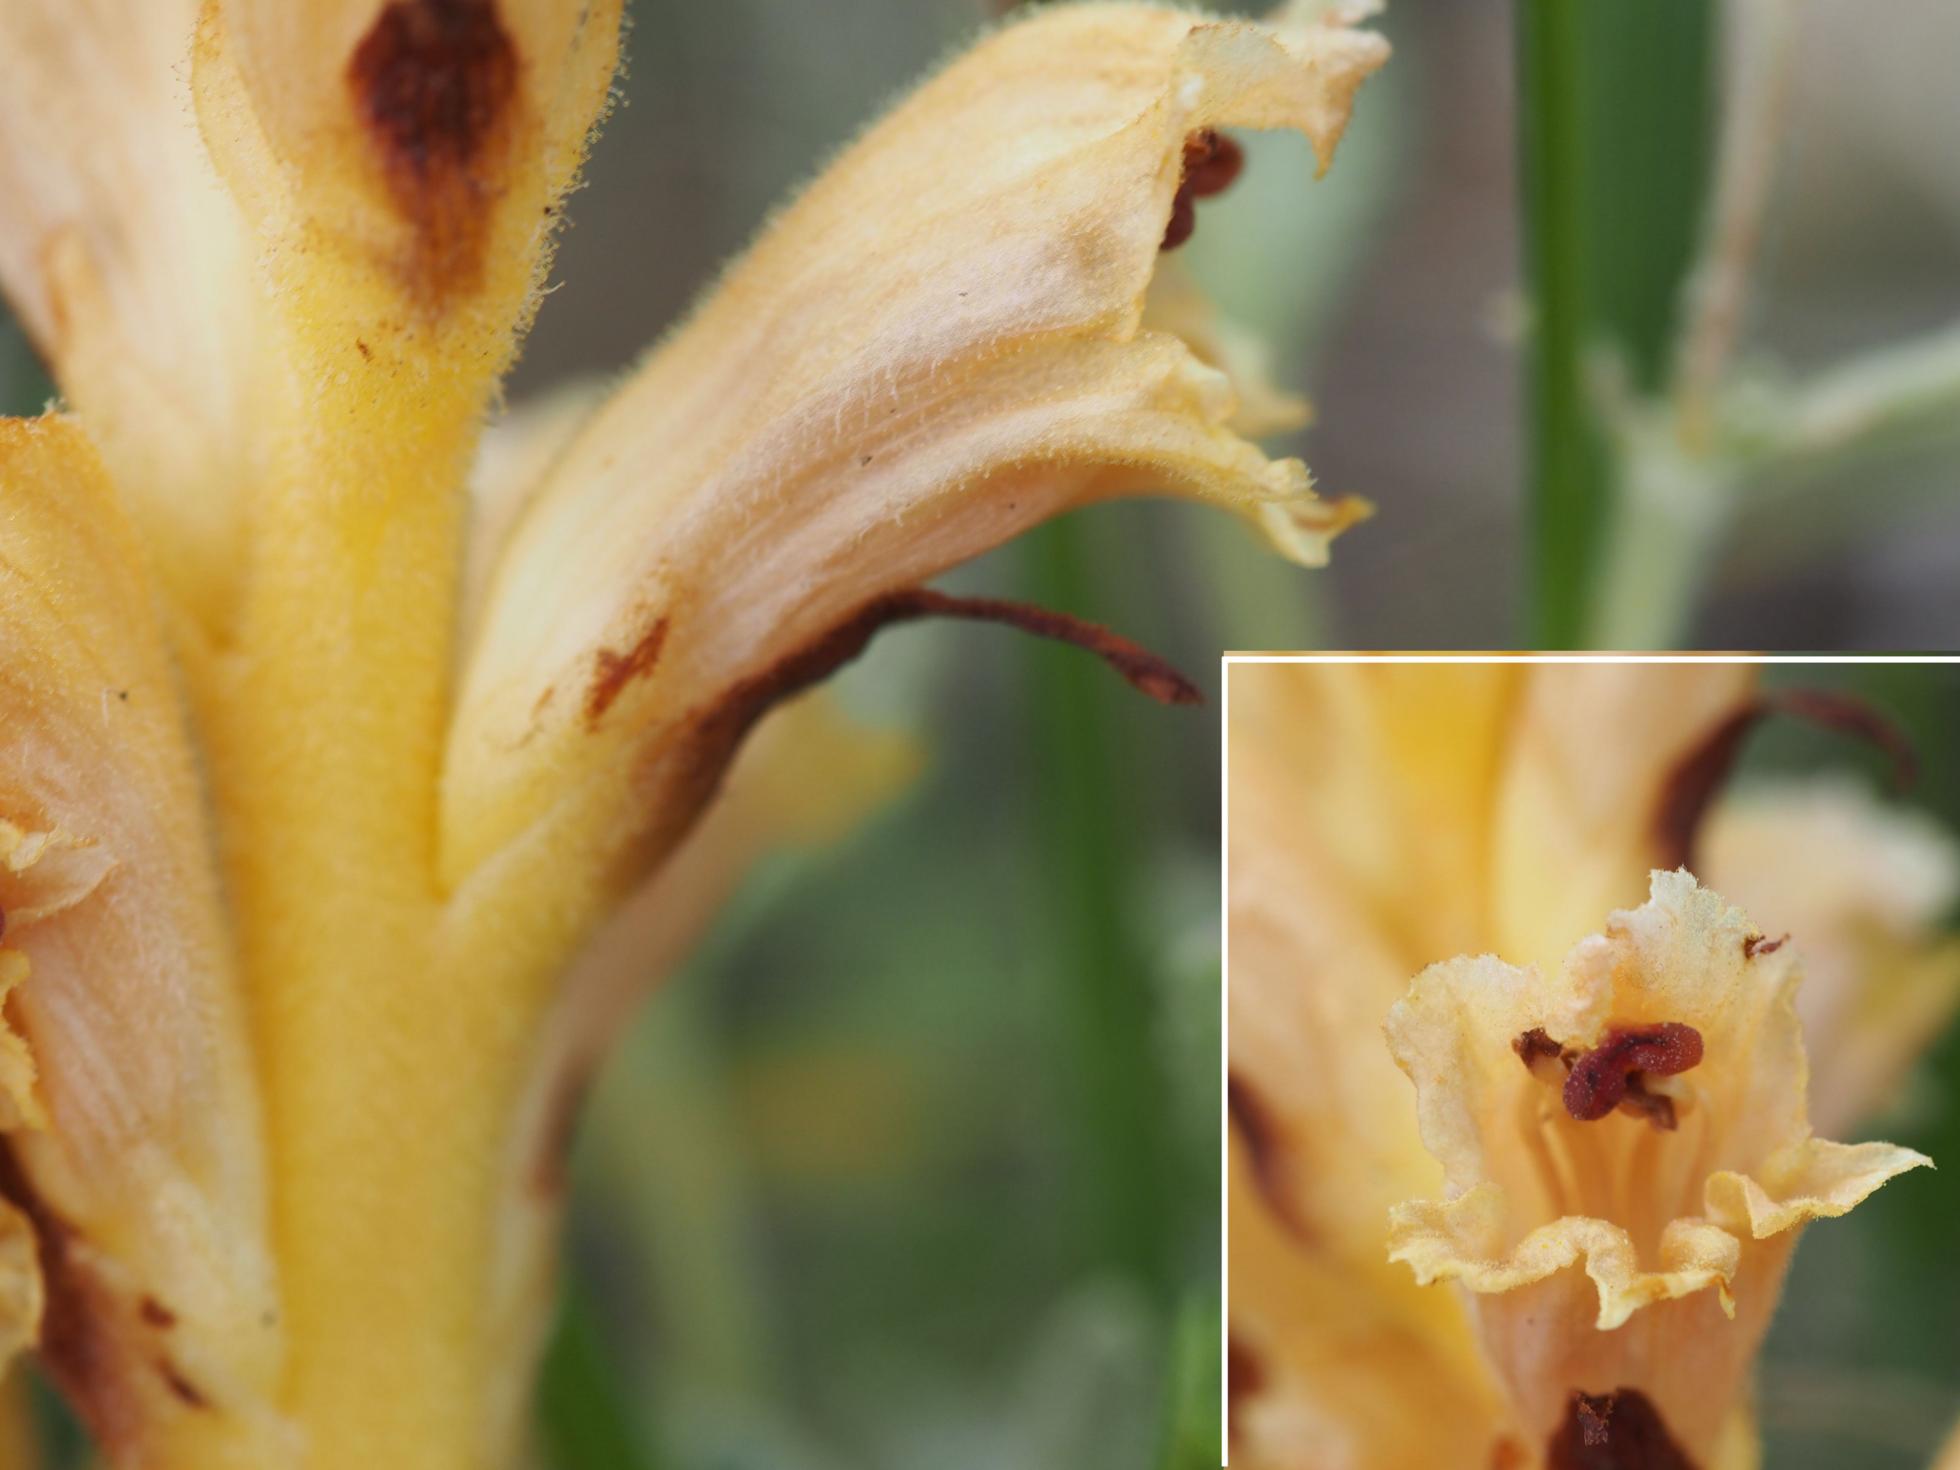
<box><xmin>1227</xmin><ymin>663</ymin><xmax>1958</xmax><ymax>1470</ymax></box>
<box><xmin>0</xmin><ymin>0</ymin><xmax>1387</xmax><ymax>1464</ymax></box>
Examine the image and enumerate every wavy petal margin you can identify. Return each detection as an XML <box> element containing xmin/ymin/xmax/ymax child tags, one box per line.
<box><xmin>1384</xmin><ymin>871</ymin><xmax>1929</xmax><ymax>1457</ymax></box>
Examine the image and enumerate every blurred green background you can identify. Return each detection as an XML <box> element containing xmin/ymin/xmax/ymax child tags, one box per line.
<box><xmin>1743</xmin><ymin>665</ymin><xmax>1960</xmax><ymax>1470</ymax></box>
<box><xmin>4</xmin><ymin>1</ymin><xmax>1959</xmax><ymax>1466</ymax></box>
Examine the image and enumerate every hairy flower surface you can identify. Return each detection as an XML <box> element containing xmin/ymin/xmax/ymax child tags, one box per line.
<box><xmin>1227</xmin><ymin>663</ymin><xmax>1957</xmax><ymax>1470</ymax></box>
<box><xmin>0</xmin><ymin>1</ymin><xmax>1388</xmax><ymax>1464</ymax></box>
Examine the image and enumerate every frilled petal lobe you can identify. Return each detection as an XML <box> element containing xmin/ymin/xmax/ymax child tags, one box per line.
<box><xmin>0</xmin><ymin>0</ymin><xmax>262</xmax><ymax>629</ymax></box>
<box><xmin>1385</xmin><ymin>871</ymin><xmax>1928</xmax><ymax>1457</ymax></box>
<box><xmin>442</xmin><ymin>3</ymin><xmax>1389</xmax><ymax>899</ymax></box>
<box><xmin>1702</xmin><ymin>779</ymin><xmax>1960</xmax><ymax>1134</ymax></box>
<box><xmin>0</xmin><ymin>419</ymin><xmax>280</xmax><ymax>1466</ymax></box>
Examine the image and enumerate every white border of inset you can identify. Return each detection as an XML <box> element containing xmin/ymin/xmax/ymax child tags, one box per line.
<box><xmin>1216</xmin><ymin>652</ymin><xmax>1960</xmax><ymax>1465</ymax></box>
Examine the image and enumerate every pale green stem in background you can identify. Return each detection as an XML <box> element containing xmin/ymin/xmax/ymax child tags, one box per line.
<box><xmin>1591</xmin><ymin>0</ymin><xmax>1960</xmax><ymax>646</ymax></box>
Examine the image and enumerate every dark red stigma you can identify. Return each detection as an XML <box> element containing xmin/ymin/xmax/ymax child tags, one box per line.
<box><xmin>1562</xmin><ymin>1024</ymin><xmax>1704</xmax><ymax>1124</ymax></box>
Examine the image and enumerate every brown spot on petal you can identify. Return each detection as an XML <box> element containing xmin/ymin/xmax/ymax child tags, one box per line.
<box><xmin>1655</xmin><ymin>688</ymin><xmax>1916</xmax><ymax>871</ymax></box>
<box><xmin>1547</xmin><ymin>1388</ymin><xmax>1698</xmax><ymax>1469</ymax></box>
<box><xmin>1228</xmin><ymin>1073</ymin><xmax>1311</xmax><ymax>1240</ymax></box>
<box><xmin>156</xmin><ymin>1361</ymin><xmax>210</xmax><ymax>1410</ymax></box>
<box><xmin>139</xmin><ymin>1296</ymin><xmax>177</xmax><ymax>1330</ymax></box>
<box><xmin>347</xmin><ymin>0</ymin><xmax>521</xmax><ymax>305</ymax></box>
<box><xmin>1162</xmin><ymin>129</ymin><xmax>1244</xmax><ymax>251</ymax></box>
<box><xmin>1227</xmin><ymin>1333</ymin><xmax>1265</xmax><ymax>1448</ymax></box>
<box><xmin>583</xmin><ymin>616</ymin><xmax>671</xmax><ymax>727</ymax></box>
<box><xmin>1563</xmin><ymin>1024</ymin><xmax>1703</xmax><ymax>1124</ymax></box>
<box><xmin>1743</xmin><ymin>932</ymin><xmax>1786</xmax><ymax>959</ymax></box>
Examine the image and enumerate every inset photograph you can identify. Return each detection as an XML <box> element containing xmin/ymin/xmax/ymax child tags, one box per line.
<box><xmin>1226</xmin><ymin>657</ymin><xmax>1960</xmax><ymax>1470</ymax></box>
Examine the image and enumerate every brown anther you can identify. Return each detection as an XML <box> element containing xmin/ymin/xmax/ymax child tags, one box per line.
<box><xmin>1563</xmin><ymin>1024</ymin><xmax>1703</xmax><ymax>1124</ymax></box>
<box><xmin>1742</xmin><ymin>933</ymin><xmax>1786</xmax><ymax>959</ymax></box>
<box><xmin>1513</xmin><ymin>1027</ymin><xmax>1574</xmax><ymax>1086</ymax></box>
<box><xmin>1161</xmin><ymin>129</ymin><xmax>1244</xmax><ymax>251</ymax></box>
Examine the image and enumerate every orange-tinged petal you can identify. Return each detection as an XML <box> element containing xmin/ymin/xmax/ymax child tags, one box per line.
<box><xmin>0</xmin><ymin>0</ymin><xmax>263</xmax><ymax>630</ymax></box>
<box><xmin>0</xmin><ymin>418</ymin><xmax>282</xmax><ymax>1466</ymax></box>
<box><xmin>442</xmin><ymin>3</ymin><xmax>1389</xmax><ymax>903</ymax></box>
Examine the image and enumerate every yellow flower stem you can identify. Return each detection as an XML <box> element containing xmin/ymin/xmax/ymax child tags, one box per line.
<box><xmin>206</xmin><ymin>332</ymin><xmax>536</xmax><ymax>1467</ymax></box>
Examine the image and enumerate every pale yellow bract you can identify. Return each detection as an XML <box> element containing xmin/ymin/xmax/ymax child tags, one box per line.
<box><xmin>0</xmin><ymin>0</ymin><xmax>1389</xmax><ymax>1465</ymax></box>
<box><xmin>1227</xmin><ymin>663</ymin><xmax>1959</xmax><ymax>1470</ymax></box>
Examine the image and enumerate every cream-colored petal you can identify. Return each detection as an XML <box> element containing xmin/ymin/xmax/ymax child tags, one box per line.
<box><xmin>1489</xmin><ymin>664</ymin><xmax>1757</xmax><ymax>975</ymax></box>
<box><xmin>0</xmin><ymin>0</ymin><xmax>262</xmax><ymax>630</ymax></box>
<box><xmin>443</xmin><ymin>3</ymin><xmax>1388</xmax><ymax>902</ymax></box>
<box><xmin>1702</xmin><ymin>778</ymin><xmax>1960</xmax><ymax>1134</ymax></box>
<box><xmin>1384</xmin><ymin>871</ymin><xmax>1929</xmax><ymax>1459</ymax></box>
<box><xmin>462</xmin><ymin>383</ymin><xmax>607</xmax><ymax>635</ymax></box>
<box><xmin>1142</xmin><ymin>257</ymin><xmax>1312</xmax><ymax>439</ymax></box>
<box><xmin>0</xmin><ymin>418</ymin><xmax>283</xmax><ymax>1466</ymax></box>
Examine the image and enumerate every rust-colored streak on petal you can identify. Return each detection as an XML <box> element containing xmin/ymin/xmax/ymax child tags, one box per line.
<box><xmin>528</xmin><ymin>1062</ymin><xmax>596</xmax><ymax>1199</ymax></box>
<box><xmin>138</xmin><ymin>1296</ymin><xmax>177</xmax><ymax>1330</ymax></box>
<box><xmin>0</xmin><ymin>1147</ymin><xmax>139</xmax><ymax>1457</ymax></box>
<box><xmin>1226</xmin><ymin>1333</ymin><xmax>1265</xmax><ymax>1449</ymax></box>
<box><xmin>1563</xmin><ymin>1023</ymin><xmax>1703</xmax><ymax>1124</ymax></box>
<box><xmin>1653</xmin><ymin>688</ymin><xmax>1916</xmax><ymax>870</ymax></box>
<box><xmin>1227</xmin><ymin>1073</ymin><xmax>1309</xmax><ymax>1242</ymax></box>
<box><xmin>685</xmin><ymin>587</ymin><xmax>1194</xmax><ymax>795</ymax></box>
<box><xmin>583</xmin><ymin>616</ymin><xmax>671</xmax><ymax>728</ymax></box>
<box><xmin>1741</xmin><ymin>932</ymin><xmax>1785</xmax><ymax>960</ymax></box>
<box><xmin>346</xmin><ymin>0</ymin><xmax>520</xmax><ymax>304</ymax></box>
<box><xmin>156</xmin><ymin>1362</ymin><xmax>210</xmax><ymax>1410</ymax></box>
<box><xmin>1547</xmin><ymin>1388</ymin><xmax>1699</xmax><ymax>1469</ymax></box>
<box><xmin>888</xmin><ymin>590</ymin><xmax>1203</xmax><ymax>705</ymax></box>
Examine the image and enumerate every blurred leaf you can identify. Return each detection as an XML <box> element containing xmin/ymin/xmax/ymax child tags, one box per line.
<box><xmin>538</xmin><ymin>1281</ymin><xmax>663</xmax><ymax>1470</ymax></box>
<box><xmin>1020</xmin><ymin>515</ymin><xmax>1176</xmax><ymax>1299</ymax></box>
<box><xmin>1</xmin><ymin>311</ymin><xmax>52</xmax><ymax>416</ymax></box>
<box><xmin>1154</xmin><ymin>1296</ymin><xmax>1223</xmax><ymax>1470</ymax></box>
<box><xmin>1516</xmin><ymin>0</ymin><xmax>1714</xmax><ymax>644</ymax></box>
